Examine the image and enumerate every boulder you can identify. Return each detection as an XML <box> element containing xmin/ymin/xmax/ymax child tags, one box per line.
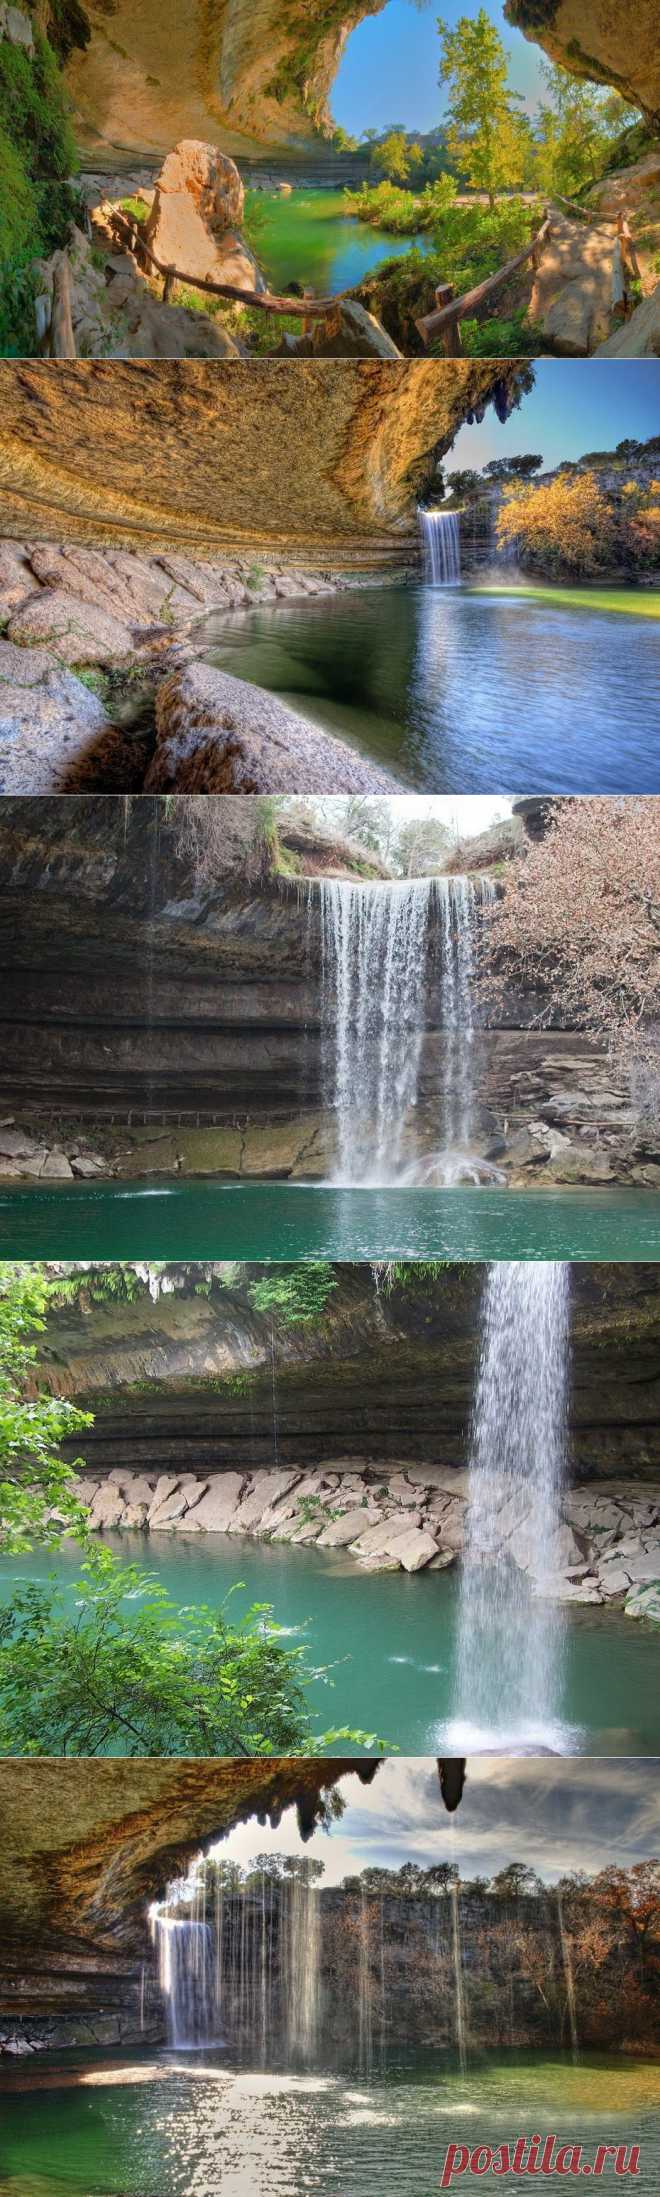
<box><xmin>144</xmin><ymin>142</ymin><xmax>258</xmax><ymax>295</ymax></box>
<box><xmin>625</xmin><ymin>1582</ymin><xmax>660</xmax><ymax>1622</ymax></box>
<box><xmin>317</xmin><ymin>1508</ymin><xmax>375</xmax><ymax>1547</ymax></box>
<box><xmin>0</xmin><ymin>638</ymin><xmax>124</xmax><ymax>796</ymax></box>
<box><xmin>228</xmin><ymin>1469</ymin><xmax>301</xmax><ymax>1531</ymax></box>
<box><xmin>311</xmin><ymin>301</ymin><xmax>403</xmax><ymax>359</ymax></box>
<box><xmin>595</xmin><ymin>285</ymin><xmax>660</xmax><ymax>358</ymax></box>
<box><xmin>88</xmin><ymin>1484</ymin><xmax>126</xmax><ymax>1530</ymax></box>
<box><xmin>182</xmin><ymin>1473</ymin><xmax>246</xmax><ymax>1532</ymax></box>
<box><xmin>392</xmin><ymin>1527</ymin><xmax>440</xmax><ymax>1573</ymax></box>
<box><xmin>7</xmin><ymin>590</ymin><xmax>135</xmax><ymax>666</ymax></box>
<box><xmin>39</xmin><ymin>1149</ymin><xmax>74</xmax><ymax>1179</ymax></box>
<box><xmin>147</xmin><ymin>661</ymin><xmax>399</xmax><ymax>795</ymax></box>
<box><xmin>147</xmin><ymin>1475</ymin><xmax>179</xmax><ymax>1521</ymax></box>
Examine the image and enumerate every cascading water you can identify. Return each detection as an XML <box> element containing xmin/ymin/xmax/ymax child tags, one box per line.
<box><xmin>154</xmin><ymin>1916</ymin><xmax>215</xmax><ymax>2048</ymax></box>
<box><xmin>317</xmin><ymin>875</ymin><xmax>495</xmax><ymax>1185</ymax></box>
<box><xmin>285</xmin><ymin>1872</ymin><xmax>321</xmax><ymax>2064</ymax></box>
<box><xmin>419</xmin><ymin>507</ymin><xmax>461</xmax><ymax>586</ymax></box>
<box><xmin>556</xmin><ymin>1890</ymin><xmax>579</xmax><ymax>2063</ymax></box>
<box><xmin>453</xmin><ymin>1261</ymin><xmax>570</xmax><ymax>1750</ymax></box>
<box><xmin>450</xmin><ymin>1884</ymin><xmax>468</xmax><ymax>2075</ymax></box>
<box><xmin>358</xmin><ymin>1886</ymin><xmax>373</xmax><ymax>2074</ymax></box>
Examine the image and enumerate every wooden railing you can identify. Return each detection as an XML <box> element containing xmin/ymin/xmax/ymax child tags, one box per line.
<box><xmin>415</xmin><ymin>210</ymin><xmax>552</xmax><ymax>352</ymax></box>
<box><xmin>107</xmin><ymin>204</ymin><xmax>347</xmax><ymax>322</ymax></box>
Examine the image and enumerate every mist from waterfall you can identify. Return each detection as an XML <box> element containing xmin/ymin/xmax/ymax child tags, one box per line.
<box><xmin>317</xmin><ymin>875</ymin><xmax>495</xmax><ymax>1185</ymax></box>
<box><xmin>419</xmin><ymin>508</ymin><xmax>461</xmax><ymax>585</ymax></box>
<box><xmin>453</xmin><ymin>1261</ymin><xmax>570</xmax><ymax>1749</ymax></box>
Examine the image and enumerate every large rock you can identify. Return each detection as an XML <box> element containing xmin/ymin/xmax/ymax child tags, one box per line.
<box><xmin>588</xmin><ymin>153</ymin><xmax>660</xmax><ymax>220</ymax></box>
<box><xmin>505</xmin><ymin>3</ymin><xmax>660</xmax><ymax>126</ymax></box>
<box><xmin>144</xmin><ymin>142</ymin><xmax>259</xmax><ymax>296</ymax></box>
<box><xmin>0</xmin><ymin>640</ymin><xmax>128</xmax><ymax>795</ymax></box>
<box><xmin>182</xmin><ymin>1473</ymin><xmax>246</xmax><ymax>1532</ymax></box>
<box><xmin>147</xmin><ymin>660</ymin><xmax>400</xmax><ymax>793</ymax></box>
<box><xmin>7</xmin><ymin>590</ymin><xmax>135</xmax><ymax>666</ymax></box>
<box><xmin>596</xmin><ymin>286</ymin><xmax>660</xmax><ymax>357</ymax></box>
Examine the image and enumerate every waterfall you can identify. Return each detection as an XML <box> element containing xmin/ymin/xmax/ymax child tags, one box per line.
<box><xmin>556</xmin><ymin>1891</ymin><xmax>579</xmax><ymax>2062</ymax></box>
<box><xmin>453</xmin><ymin>1262</ymin><xmax>570</xmax><ymax>1748</ymax></box>
<box><xmin>358</xmin><ymin>1886</ymin><xmax>373</xmax><ymax>2075</ymax></box>
<box><xmin>154</xmin><ymin>1917</ymin><xmax>215</xmax><ymax>2048</ymax></box>
<box><xmin>285</xmin><ymin>1873</ymin><xmax>320</xmax><ymax>2064</ymax></box>
<box><xmin>419</xmin><ymin>507</ymin><xmax>461</xmax><ymax>585</ymax></box>
<box><xmin>317</xmin><ymin>875</ymin><xmax>495</xmax><ymax>1185</ymax></box>
<box><xmin>450</xmin><ymin>1885</ymin><xmax>468</xmax><ymax>2074</ymax></box>
<box><xmin>436</xmin><ymin>876</ymin><xmax>496</xmax><ymax>1164</ymax></box>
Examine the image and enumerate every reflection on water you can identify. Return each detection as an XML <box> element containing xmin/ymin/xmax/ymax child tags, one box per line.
<box><xmin>245</xmin><ymin>189</ymin><xmax>429</xmax><ymax>294</ymax></box>
<box><xmin>2</xmin><ymin>2051</ymin><xmax>659</xmax><ymax>2196</ymax></box>
<box><xmin>2</xmin><ymin>1531</ymin><xmax>659</xmax><ymax>1754</ymax></box>
<box><xmin>201</xmin><ymin>585</ymin><xmax>660</xmax><ymax>793</ymax></box>
<box><xmin>0</xmin><ymin>1183</ymin><xmax>658</xmax><ymax>1261</ymax></box>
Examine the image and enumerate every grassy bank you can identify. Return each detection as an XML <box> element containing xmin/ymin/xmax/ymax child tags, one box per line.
<box><xmin>475</xmin><ymin>583</ymin><xmax>660</xmax><ymax>619</ymax></box>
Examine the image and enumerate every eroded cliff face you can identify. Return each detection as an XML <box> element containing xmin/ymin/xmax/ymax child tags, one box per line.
<box><xmin>505</xmin><ymin>2</ymin><xmax>660</xmax><ymax>127</ymax></box>
<box><xmin>65</xmin><ymin>0</ymin><xmax>388</xmax><ymax>159</ymax></box>
<box><xmin>0</xmin><ymin>1759</ymin><xmax>374</xmax><ymax>2021</ymax></box>
<box><xmin>31</xmin><ymin>1263</ymin><xmax>660</xmax><ymax>1482</ymax></box>
<box><xmin>0</xmin><ymin>361</ymin><xmax>524</xmax><ymax>560</ymax></box>
<box><xmin>64</xmin><ymin>0</ymin><xmax>660</xmax><ymax>164</ymax></box>
<box><xmin>0</xmin><ymin>797</ymin><xmax>646</xmax><ymax>1189</ymax></box>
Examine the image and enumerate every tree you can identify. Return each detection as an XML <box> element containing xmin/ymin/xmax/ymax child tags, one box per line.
<box><xmin>533</xmin><ymin>65</ymin><xmax>636</xmax><ymax>197</ymax></box>
<box><xmin>490</xmin><ymin>1863</ymin><xmax>543</xmax><ymax>1901</ymax></box>
<box><xmin>395</xmin><ymin>815</ymin><xmax>452</xmax><ymax>876</ymax></box>
<box><xmin>484</xmin><ymin>455</ymin><xmax>543</xmax><ymax>481</ymax></box>
<box><xmin>495</xmin><ymin>469</ymin><xmax>617</xmax><ymax>576</ymax></box>
<box><xmin>0</xmin><ymin>1545</ymin><xmax>384</xmax><ymax>1757</ymax></box>
<box><xmin>0</xmin><ymin>1264</ymin><xmax>92</xmax><ymax>1552</ymax></box>
<box><xmin>438</xmin><ymin>10</ymin><xmax>527</xmax><ymax>207</ymax></box>
<box><xmin>445</xmin><ymin>468</ymin><xmax>484</xmax><ymax>501</ymax></box>
<box><xmin>484</xmin><ymin>797</ymin><xmax>660</xmax><ymax>1110</ymax></box>
<box><xmin>374</xmin><ymin>130</ymin><xmax>413</xmax><ymax>184</ymax></box>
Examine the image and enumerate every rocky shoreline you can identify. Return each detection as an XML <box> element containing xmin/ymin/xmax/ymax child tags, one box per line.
<box><xmin>0</xmin><ymin>539</ymin><xmax>405</xmax><ymax>794</ymax></box>
<box><xmin>72</xmin><ymin>1464</ymin><xmax>660</xmax><ymax>1620</ymax></box>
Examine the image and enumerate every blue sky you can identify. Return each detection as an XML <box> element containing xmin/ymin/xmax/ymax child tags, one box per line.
<box><xmin>449</xmin><ymin>361</ymin><xmax>660</xmax><ymax>477</ymax></box>
<box><xmin>215</xmin><ymin>1759</ymin><xmax>659</xmax><ymax>1886</ymax></box>
<box><xmin>334</xmin><ymin>0</ymin><xmax>546</xmax><ymax>138</ymax></box>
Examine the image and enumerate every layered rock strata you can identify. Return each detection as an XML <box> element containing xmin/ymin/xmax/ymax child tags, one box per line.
<box><xmin>0</xmin><ymin>797</ymin><xmax>651</xmax><ymax>1186</ymax></box>
<box><xmin>70</xmin><ymin>1459</ymin><xmax>660</xmax><ymax>1615</ymax></box>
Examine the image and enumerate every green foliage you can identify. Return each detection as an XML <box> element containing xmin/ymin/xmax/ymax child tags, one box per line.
<box><xmin>459</xmin><ymin>308</ymin><xmax>543</xmax><ymax>356</ymax></box>
<box><xmin>248</xmin><ymin>1264</ymin><xmax>337</xmax><ymax>1329</ymax></box>
<box><xmin>354</xmin><ymin>199</ymin><xmax>538</xmax><ymax>352</ymax></box>
<box><xmin>50</xmin><ymin>1266</ymin><xmax>145</xmax><ymax>1305</ymax></box>
<box><xmin>0</xmin><ymin>1265</ymin><xmax>91</xmax><ymax>1552</ymax></box>
<box><xmin>0</xmin><ymin>30</ymin><xmax>81</xmax><ymax>350</ymax></box>
<box><xmin>438</xmin><ymin>9</ymin><xmax>531</xmax><ymax>205</ymax></box>
<box><xmin>0</xmin><ymin>1545</ymin><xmax>384</xmax><ymax>1756</ymax></box>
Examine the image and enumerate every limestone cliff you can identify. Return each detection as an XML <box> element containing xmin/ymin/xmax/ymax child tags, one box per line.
<box><xmin>0</xmin><ymin>1759</ymin><xmax>376</xmax><ymax>2020</ymax></box>
<box><xmin>0</xmin><ymin>361</ymin><xmax>526</xmax><ymax>560</ymax></box>
<box><xmin>505</xmin><ymin>2</ymin><xmax>660</xmax><ymax>128</ymax></box>
<box><xmin>0</xmin><ymin>796</ymin><xmax>648</xmax><ymax>1189</ymax></box>
<box><xmin>65</xmin><ymin>0</ymin><xmax>388</xmax><ymax>160</ymax></box>
<box><xmin>28</xmin><ymin>1262</ymin><xmax>660</xmax><ymax>1482</ymax></box>
<box><xmin>64</xmin><ymin>0</ymin><xmax>660</xmax><ymax>164</ymax></box>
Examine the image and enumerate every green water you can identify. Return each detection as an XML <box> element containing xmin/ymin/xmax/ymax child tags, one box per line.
<box><xmin>1</xmin><ymin>2050</ymin><xmax>658</xmax><ymax>2196</ymax></box>
<box><xmin>245</xmin><ymin>188</ymin><xmax>428</xmax><ymax>293</ymax></box>
<box><xmin>3</xmin><ymin>1532</ymin><xmax>659</xmax><ymax>1754</ymax></box>
<box><xmin>0</xmin><ymin>1182</ymin><xmax>658</xmax><ymax>1260</ymax></box>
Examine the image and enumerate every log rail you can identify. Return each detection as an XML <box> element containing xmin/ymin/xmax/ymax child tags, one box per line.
<box><xmin>415</xmin><ymin>211</ymin><xmax>552</xmax><ymax>352</ymax></box>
